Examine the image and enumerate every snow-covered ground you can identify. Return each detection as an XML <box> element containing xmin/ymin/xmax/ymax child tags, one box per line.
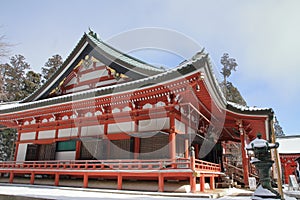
<box><xmin>0</xmin><ymin>184</ymin><xmax>297</xmax><ymax>200</ymax></box>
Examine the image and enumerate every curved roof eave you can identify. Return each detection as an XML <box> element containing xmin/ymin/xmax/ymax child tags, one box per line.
<box><xmin>22</xmin><ymin>32</ymin><xmax>165</xmax><ymax>103</ymax></box>
<box><xmin>226</xmin><ymin>101</ymin><xmax>274</xmax><ymax>118</ymax></box>
<box><xmin>0</xmin><ymin>53</ymin><xmax>209</xmax><ymax>115</ymax></box>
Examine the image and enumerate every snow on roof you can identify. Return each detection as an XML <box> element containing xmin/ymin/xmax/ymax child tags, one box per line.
<box><xmin>227</xmin><ymin>101</ymin><xmax>271</xmax><ymax>112</ymax></box>
<box><xmin>0</xmin><ymin>102</ymin><xmax>20</xmax><ymax>110</ymax></box>
<box><xmin>277</xmin><ymin>135</ymin><xmax>300</xmax><ymax>154</ymax></box>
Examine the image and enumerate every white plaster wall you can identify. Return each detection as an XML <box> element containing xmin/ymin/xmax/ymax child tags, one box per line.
<box><xmin>81</xmin><ymin>125</ymin><xmax>104</xmax><ymax>137</ymax></box>
<box><xmin>20</xmin><ymin>132</ymin><xmax>35</xmax><ymax>141</ymax></box>
<box><xmin>155</xmin><ymin>101</ymin><xmax>166</xmax><ymax>107</ymax></box>
<box><xmin>108</xmin><ymin>122</ymin><xmax>134</xmax><ymax>134</ymax></box>
<box><xmin>139</xmin><ymin>117</ymin><xmax>170</xmax><ymax>132</ymax></box>
<box><xmin>66</xmin><ymin>77</ymin><xmax>77</xmax><ymax>86</ymax></box>
<box><xmin>55</xmin><ymin>151</ymin><xmax>76</xmax><ymax>160</ymax></box>
<box><xmin>38</xmin><ymin>130</ymin><xmax>56</xmax><ymax>139</ymax></box>
<box><xmin>16</xmin><ymin>143</ymin><xmax>28</xmax><ymax>161</ymax></box>
<box><xmin>58</xmin><ymin>128</ymin><xmax>78</xmax><ymax>138</ymax></box>
<box><xmin>95</xmin><ymin>79</ymin><xmax>117</xmax><ymax>87</ymax></box>
<box><xmin>79</xmin><ymin>69</ymin><xmax>108</xmax><ymax>82</ymax></box>
<box><xmin>175</xmin><ymin>119</ymin><xmax>185</xmax><ymax>134</ymax></box>
<box><xmin>66</xmin><ymin>85</ymin><xmax>89</xmax><ymax>93</ymax></box>
<box><xmin>143</xmin><ymin>103</ymin><xmax>152</xmax><ymax>109</ymax></box>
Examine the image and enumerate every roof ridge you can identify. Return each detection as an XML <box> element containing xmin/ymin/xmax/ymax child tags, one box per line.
<box><xmin>86</xmin><ymin>33</ymin><xmax>165</xmax><ymax>73</ymax></box>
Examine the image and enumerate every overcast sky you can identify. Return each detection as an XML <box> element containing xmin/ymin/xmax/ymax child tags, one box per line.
<box><xmin>1</xmin><ymin>0</ymin><xmax>300</xmax><ymax>135</ymax></box>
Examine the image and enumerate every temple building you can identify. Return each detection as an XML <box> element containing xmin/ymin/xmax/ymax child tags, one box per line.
<box><xmin>277</xmin><ymin>135</ymin><xmax>300</xmax><ymax>185</ymax></box>
<box><xmin>0</xmin><ymin>31</ymin><xmax>278</xmax><ymax>192</ymax></box>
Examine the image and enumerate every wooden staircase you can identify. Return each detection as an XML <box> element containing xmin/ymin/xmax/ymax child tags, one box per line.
<box><xmin>218</xmin><ymin>141</ymin><xmax>259</xmax><ymax>188</ymax></box>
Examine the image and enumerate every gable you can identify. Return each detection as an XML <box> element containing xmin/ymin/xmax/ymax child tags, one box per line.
<box><xmin>48</xmin><ymin>56</ymin><xmax>131</xmax><ymax>97</ymax></box>
<box><xmin>22</xmin><ymin>32</ymin><xmax>164</xmax><ymax>102</ymax></box>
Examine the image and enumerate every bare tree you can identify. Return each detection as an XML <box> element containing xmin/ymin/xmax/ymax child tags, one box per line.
<box><xmin>0</xmin><ymin>33</ymin><xmax>11</xmax><ymax>61</ymax></box>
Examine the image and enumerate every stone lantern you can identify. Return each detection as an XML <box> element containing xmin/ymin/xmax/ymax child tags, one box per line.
<box><xmin>246</xmin><ymin>134</ymin><xmax>282</xmax><ymax>200</ymax></box>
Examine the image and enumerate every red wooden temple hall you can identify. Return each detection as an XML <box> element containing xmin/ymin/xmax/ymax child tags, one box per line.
<box><xmin>0</xmin><ymin>31</ymin><xmax>276</xmax><ymax>192</ymax></box>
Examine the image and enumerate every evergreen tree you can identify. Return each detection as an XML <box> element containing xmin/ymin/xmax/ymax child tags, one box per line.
<box><xmin>220</xmin><ymin>81</ymin><xmax>247</xmax><ymax>106</ymax></box>
<box><xmin>0</xmin><ymin>68</ymin><xmax>7</xmax><ymax>102</ymax></box>
<box><xmin>274</xmin><ymin>116</ymin><xmax>285</xmax><ymax>137</ymax></box>
<box><xmin>0</xmin><ymin>128</ymin><xmax>17</xmax><ymax>161</ymax></box>
<box><xmin>0</xmin><ymin>55</ymin><xmax>41</xmax><ymax>161</ymax></box>
<box><xmin>3</xmin><ymin>54</ymin><xmax>30</xmax><ymax>101</ymax></box>
<box><xmin>220</xmin><ymin>53</ymin><xmax>247</xmax><ymax>106</ymax></box>
<box><xmin>42</xmin><ymin>54</ymin><xmax>63</xmax><ymax>81</ymax></box>
<box><xmin>23</xmin><ymin>70</ymin><xmax>41</xmax><ymax>96</ymax></box>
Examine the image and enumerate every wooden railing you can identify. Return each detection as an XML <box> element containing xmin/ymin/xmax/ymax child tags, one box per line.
<box><xmin>195</xmin><ymin>159</ymin><xmax>221</xmax><ymax>172</ymax></box>
<box><xmin>0</xmin><ymin>158</ymin><xmax>221</xmax><ymax>172</ymax></box>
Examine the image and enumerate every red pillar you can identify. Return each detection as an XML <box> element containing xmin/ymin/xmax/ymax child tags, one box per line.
<box><xmin>209</xmin><ymin>175</ymin><xmax>215</xmax><ymax>190</ymax></box>
<box><xmin>184</xmin><ymin>122</ymin><xmax>189</xmax><ymax>159</ymax></box>
<box><xmin>190</xmin><ymin>175</ymin><xmax>196</xmax><ymax>193</ymax></box>
<box><xmin>83</xmin><ymin>174</ymin><xmax>88</xmax><ymax>188</ymax></box>
<box><xmin>75</xmin><ymin>125</ymin><xmax>82</xmax><ymax>160</ymax></box>
<box><xmin>30</xmin><ymin>172</ymin><xmax>35</xmax><ymax>184</ymax></box>
<box><xmin>200</xmin><ymin>174</ymin><xmax>205</xmax><ymax>192</ymax></box>
<box><xmin>190</xmin><ymin>146</ymin><xmax>196</xmax><ymax>193</ymax></box>
<box><xmin>9</xmin><ymin>172</ymin><xmax>14</xmax><ymax>183</ymax></box>
<box><xmin>158</xmin><ymin>174</ymin><xmax>164</xmax><ymax>192</ymax></box>
<box><xmin>54</xmin><ymin>173</ymin><xmax>60</xmax><ymax>186</ymax></box>
<box><xmin>14</xmin><ymin>130</ymin><xmax>21</xmax><ymax>161</ymax></box>
<box><xmin>14</xmin><ymin>142</ymin><xmax>19</xmax><ymax>161</ymax></box>
<box><xmin>169</xmin><ymin>112</ymin><xmax>176</xmax><ymax>164</ymax></box>
<box><xmin>195</xmin><ymin>144</ymin><xmax>199</xmax><ymax>159</ymax></box>
<box><xmin>75</xmin><ymin>141</ymin><xmax>81</xmax><ymax>160</ymax></box>
<box><xmin>239</xmin><ymin>124</ymin><xmax>249</xmax><ymax>187</ymax></box>
<box><xmin>134</xmin><ymin>116</ymin><xmax>140</xmax><ymax>159</ymax></box>
<box><xmin>117</xmin><ymin>174</ymin><xmax>122</xmax><ymax>190</ymax></box>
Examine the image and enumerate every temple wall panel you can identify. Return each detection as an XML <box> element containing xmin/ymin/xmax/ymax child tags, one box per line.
<box><xmin>20</xmin><ymin>132</ymin><xmax>36</xmax><ymax>141</ymax></box>
<box><xmin>108</xmin><ymin>122</ymin><xmax>134</xmax><ymax>134</ymax></box>
<box><xmin>109</xmin><ymin>139</ymin><xmax>131</xmax><ymax>159</ymax></box>
<box><xmin>139</xmin><ymin>117</ymin><xmax>170</xmax><ymax>132</ymax></box>
<box><xmin>58</xmin><ymin>128</ymin><xmax>78</xmax><ymax>138</ymax></box>
<box><xmin>81</xmin><ymin>125</ymin><xmax>104</xmax><ymax>137</ymax></box>
<box><xmin>139</xmin><ymin>134</ymin><xmax>169</xmax><ymax>159</ymax></box>
<box><xmin>176</xmin><ymin>136</ymin><xmax>185</xmax><ymax>158</ymax></box>
<box><xmin>16</xmin><ymin>143</ymin><xmax>28</xmax><ymax>161</ymax></box>
<box><xmin>38</xmin><ymin>130</ymin><xmax>56</xmax><ymax>139</ymax></box>
<box><xmin>55</xmin><ymin>151</ymin><xmax>76</xmax><ymax>160</ymax></box>
<box><xmin>175</xmin><ymin>119</ymin><xmax>185</xmax><ymax>134</ymax></box>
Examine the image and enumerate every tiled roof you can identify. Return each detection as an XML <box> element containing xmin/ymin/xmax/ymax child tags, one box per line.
<box><xmin>87</xmin><ymin>34</ymin><xmax>164</xmax><ymax>73</ymax></box>
<box><xmin>0</xmin><ymin>51</ymin><xmax>209</xmax><ymax>114</ymax></box>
